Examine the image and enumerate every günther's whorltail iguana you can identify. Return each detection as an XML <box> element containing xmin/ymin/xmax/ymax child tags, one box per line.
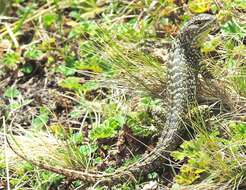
<box><xmin>8</xmin><ymin>13</ymin><xmax>217</xmax><ymax>187</ymax></box>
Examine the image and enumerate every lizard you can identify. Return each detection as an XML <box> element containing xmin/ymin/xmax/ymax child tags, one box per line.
<box><xmin>8</xmin><ymin>14</ymin><xmax>217</xmax><ymax>186</ymax></box>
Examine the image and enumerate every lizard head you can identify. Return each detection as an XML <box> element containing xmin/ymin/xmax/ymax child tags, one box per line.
<box><xmin>178</xmin><ymin>14</ymin><xmax>217</xmax><ymax>46</ymax></box>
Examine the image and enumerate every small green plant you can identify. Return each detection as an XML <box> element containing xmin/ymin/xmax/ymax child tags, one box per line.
<box><xmin>3</xmin><ymin>87</ymin><xmax>32</xmax><ymax>112</ymax></box>
<box><xmin>24</xmin><ymin>48</ymin><xmax>44</xmax><ymax>60</ymax></box>
<box><xmin>59</xmin><ymin>76</ymin><xmax>83</xmax><ymax>91</ymax></box>
<box><xmin>56</xmin><ymin>64</ymin><xmax>76</xmax><ymax>76</ymax></box>
<box><xmin>1</xmin><ymin>52</ymin><xmax>21</xmax><ymax>69</ymax></box>
<box><xmin>172</xmin><ymin>121</ymin><xmax>246</xmax><ymax>187</ymax></box>
<box><xmin>232</xmin><ymin>67</ymin><xmax>246</xmax><ymax>96</ymax></box>
<box><xmin>4</xmin><ymin>86</ymin><xmax>21</xmax><ymax>98</ymax></box>
<box><xmin>0</xmin><ymin>157</ymin><xmax>62</xmax><ymax>190</ymax></box>
<box><xmin>188</xmin><ymin>0</ymin><xmax>213</xmax><ymax>13</ymax></box>
<box><xmin>221</xmin><ymin>19</ymin><xmax>246</xmax><ymax>40</ymax></box>
<box><xmin>59</xmin><ymin>77</ymin><xmax>99</xmax><ymax>93</ymax></box>
<box><xmin>89</xmin><ymin>115</ymin><xmax>125</xmax><ymax>140</ymax></box>
<box><xmin>42</xmin><ymin>13</ymin><xmax>59</xmax><ymax>29</ymax></box>
<box><xmin>32</xmin><ymin>106</ymin><xmax>50</xmax><ymax>129</ymax></box>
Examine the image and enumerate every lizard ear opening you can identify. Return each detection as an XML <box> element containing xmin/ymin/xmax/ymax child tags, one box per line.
<box><xmin>196</xmin><ymin>20</ymin><xmax>203</xmax><ymax>25</ymax></box>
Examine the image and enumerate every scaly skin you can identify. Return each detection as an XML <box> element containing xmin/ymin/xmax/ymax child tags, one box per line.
<box><xmin>9</xmin><ymin>14</ymin><xmax>217</xmax><ymax>186</ymax></box>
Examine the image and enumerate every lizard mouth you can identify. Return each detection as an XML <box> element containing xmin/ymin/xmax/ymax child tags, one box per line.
<box><xmin>194</xmin><ymin>18</ymin><xmax>218</xmax><ymax>44</ymax></box>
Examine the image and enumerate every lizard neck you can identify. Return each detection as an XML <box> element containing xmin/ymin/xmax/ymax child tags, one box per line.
<box><xmin>167</xmin><ymin>39</ymin><xmax>199</xmax><ymax>106</ymax></box>
<box><xmin>176</xmin><ymin>39</ymin><xmax>201</xmax><ymax>70</ymax></box>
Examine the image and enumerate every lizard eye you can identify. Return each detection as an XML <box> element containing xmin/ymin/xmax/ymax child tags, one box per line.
<box><xmin>196</xmin><ymin>20</ymin><xmax>203</xmax><ymax>25</ymax></box>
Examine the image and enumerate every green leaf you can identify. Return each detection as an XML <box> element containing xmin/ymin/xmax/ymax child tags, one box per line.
<box><xmin>32</xmin><ymin>107</ymin><xmax>50</xmax><ymax>129</ymax></box>
<box><xmin>231</xmin><ymin>65</ymin><xmax>246</xmax><ymax>96</ymax></box>
<box><xmin>75</xmin><ymin>55</ymin><xmax>111</xmax><ymax>73</ymax></box>
<box><xmin>127</xmin><ymin>112</ymin><xmax>155</xmax><ymax>137</ymax></box>
<box><xmin>221</xmin><ymin>19</ymin><xmax>246</xmax><ymax>39</ymax></box>
<box><xmin>1</xmin><ymin>52</ymin><xmax>21</xmax><ymax>69</ymax></box>
<box><xmin>201</xmin><ymin>36</ymin><xmax>221</xmax><ymax>53</ymax></box>
<box><xmin>229</xmin><ymin>122</ymin><xmax>246</xmax><ymax>138</ymax></box>
<box><xmin>21</xmin><ymin>64</ymin><xmax>34</xmax><ymax>74</ymax></box>
<box><xmin>70</xmin><ymin>133</ymin><xmax>84</xmax><ymax>145</ymax></box>
<box><xmin>4</xmin><ymin>86</ymin><xmax>21</xmax><ymax>98</ymax></box>
<box><xmin>69</xmin><ymin>11</ymin><xmax>80</xmax><ymax>20</ymax></box>
<box><xmin>171</xmin><ymin>151</ymin><xmax>187</xmax><ymax>161</ymax></box>
<box><xmin>9</xmin><ymin>101</ymin><xmax>22</xmax><ymax>110</ymax></box>
<box><xmin>89</xmin><ymin>116</ymin><xmax>125</xmax><ymax>140</ymax></box>
<box><xmin>69</xmin><ymin>106</ymin><xmax>86</xmax><ymax>118</ymax></box>
<box><xmin>80</xmin><ymin>80</ymin><xmax>99</xmax><ymax>92</ymax></box>
<box><xmin>75</xmin><ymin>60</ymin><xmax>103</xmax><ymax>73</ymax></box>
<box><xmin>24</xmin><ymin>49</ymin><xmax>44</xmax><ymax>60</ymax></box>
<box><xmin>56</xmin><ymin>65</ymin><xmax>76</xmax><ymax>76</ymax></box>
<box><xmin>175</xmin><ymin>165</ymin><xmax>205</xmax><ymax>185</ymax></box>
<box><xmin>8</xmin><ymin>99</ymin><xmax>32</xmax><ymax>111</ymax></box>
<box><xmin>43</xmin><ymin>13</ymin><xmax>58</xmax><ymax>28</ymax></box>
<box><xmin>79</xmin><ymin>144</ymin><xmax>97</xmax><ymax>156</ymax></box>
<box><xmin>68</xmin><ymin>21</ymin><xmax>98</xmax><ymax>39</ymax></box>
<box><xmin>188</xmin><ymin>0</ymin><xmax>213</xmax><ymax>13</ymax></box>
<box><xmin>231</xmin><ymin>0</ymin><xmax>246</xmax><ymax>9</ymax></box>
<box><xmin>59</xmin><ymin>77</ymin><xmax>83</xmax><ymax>91</ymax></box>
